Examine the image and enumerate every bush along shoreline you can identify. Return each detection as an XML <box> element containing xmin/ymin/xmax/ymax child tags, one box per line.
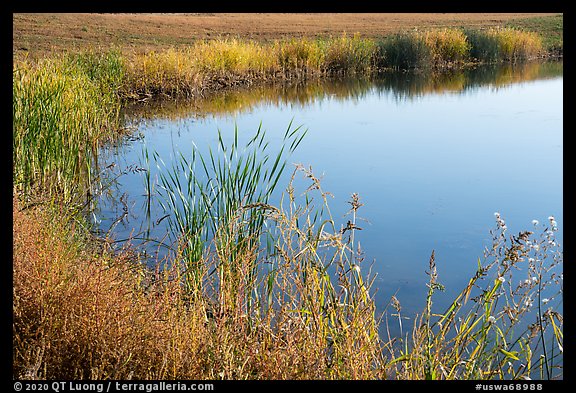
<box><xmin>13</xmin><ymin>26</ymin><xmax>563</xmax><ymax>380</ymax></box>
<box><xmin>120</xmin><ymin>27</ymin><xmax>554</xmax><ymax>99</ymax></box>
<box><xmin>13</xmin><ymin>27</ymin><xmax>559</xmax><ymax>203</ymax></box>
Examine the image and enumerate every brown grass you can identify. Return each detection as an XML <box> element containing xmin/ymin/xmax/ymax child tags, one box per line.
<box><xmin>12</xmin><ymin>12</ymin><xmax>562</xmax><ymax>381</ymax></box>
<box><xmin>13</xmin><ymin>13</ymin><xmax>559</xmax><ymax>58</ymax></box>
<box><xmin>13</xmin><ymin>197</ymin><xmax>205</xmax><ymax>379</ymax></box>
<box><xmin>12</xmin><ymin>188</ymin><xmax>386</xmax><ymax>379</ymax></box>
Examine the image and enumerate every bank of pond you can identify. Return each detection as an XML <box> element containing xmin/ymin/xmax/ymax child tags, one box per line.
<box><xmin>12</xmin><ymin>29</ymin><xmax>563</xmax><ymax>380</ymax></box>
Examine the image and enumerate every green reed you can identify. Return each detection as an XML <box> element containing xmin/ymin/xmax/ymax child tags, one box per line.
<box><xmin>14</xmin><ymin>158</ymin><xmax>562</xmax><ymax>378</ymax></box>
<box><xmin>274</xmin><ymin>38</ymin><xmax>326</xmax><ymax>76</ymax></box>
<box><xmin>13</xmin><ymin>52</ymin><xmax>122</xmax><ymax>203</ymax></box>
<box><xmin>376</xmin><ymin>27</ymin><xmax>544</xmax><ymax>70</ymax></box>
<box><xmin>376</xmin><ymin>28</ymin><xmax>470</xmax><ymax>70</ymax></box>
<box><xmin>376</xmin><ymin>32</ymin><xmax>432</xmax><ymax>70</ymax></box>
<box><xmin>323</xmin><ymin>33</ymin><xmax>378</xmax><ymax>74</ymax></box>
<box><xmin>151</xmin><ymin>122</ymin><xmax>306</xmax><ymax>295</ymax></box>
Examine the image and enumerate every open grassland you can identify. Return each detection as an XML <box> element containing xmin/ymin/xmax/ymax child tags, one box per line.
<box><xmin>13</xmin><ymin>14</ymin><xmax>563</xmax><ymax>380</ymax></box>
<box><xmin>13</xmin><ymin>13</ymin><xmax>561</xmax><ymax>58</ymax></box>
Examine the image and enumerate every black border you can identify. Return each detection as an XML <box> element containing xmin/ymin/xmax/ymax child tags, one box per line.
<box><xmin>9</xmin><ymin>1</ymin><xmax>568</xmax><ymax>13</ymax></box>
<box><xmin>8</xmin><ymin>1</ymin><xmax>569</xmax><ymax>389</ymax></box>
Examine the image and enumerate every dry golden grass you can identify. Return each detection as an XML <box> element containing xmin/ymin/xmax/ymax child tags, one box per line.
<box><xmin>13</xmin><ymin>13</ymin><xmax>559</xmax><ymax>58</ymax></box>
<box><xmin>12</xmin><ymin>162</ymin><xmax>563</xmax><ymax>380</ymax></box>
<box><xmin>13</xmin><ymin>190</ymin><xmax>386</xmax><ymax>379</ymax></box>
<box><xmin>13</xmin><ymin>197</ymin><xmax>207</xmax><ymax>379</ymax></box>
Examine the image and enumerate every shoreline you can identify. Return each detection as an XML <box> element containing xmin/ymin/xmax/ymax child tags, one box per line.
<box><xmin>12</xmin><ymin>13</ymin><xmax>564</xmax><ymax>380</ymax></box>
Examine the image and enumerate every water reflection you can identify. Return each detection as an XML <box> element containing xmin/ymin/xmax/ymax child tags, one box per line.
<box><xmin>99</xmin><ymin>60</ymin><xmax>562</xmax><ymax>343</ymax></box>
<box><xmin>121</xmin><ymin>60</ymin><xmax>563</xmax><ymax>121</ymax></box>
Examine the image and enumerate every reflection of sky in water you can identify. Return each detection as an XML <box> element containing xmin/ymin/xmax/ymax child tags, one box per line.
<box><xmin>98</xmin><ymin>65</ymin><xmax>562</xmax><ymax>334</ymax></box>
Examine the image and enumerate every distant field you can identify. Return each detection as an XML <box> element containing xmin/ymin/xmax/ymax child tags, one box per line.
<box><xmin>13</xmin><ymin>13</ymin><xmax>561</xmax><ymax>57</ymax></box>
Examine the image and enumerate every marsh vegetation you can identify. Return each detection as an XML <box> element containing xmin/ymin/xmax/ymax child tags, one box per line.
<box><xmin>13</xmin><ymin>24</ymin><xmax>563</xmax><ymax>380</ymax></box>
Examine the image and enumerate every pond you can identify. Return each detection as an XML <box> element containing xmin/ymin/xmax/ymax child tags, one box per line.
<box><xmin>95</xmin><ymin>61</ymin><xmax>563</xmax><ymax>332</ymax></box>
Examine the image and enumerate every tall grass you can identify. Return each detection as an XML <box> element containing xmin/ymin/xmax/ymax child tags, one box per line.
<box><xmin>14</xmin><ymin>169</ymin><xmax>562</xmax><ymax>379</ymax></box>
<box><xmin>13</xmin><ymin>51</ymin><xmax>122</xmax><ymax>202</ymax></box>
<box><xmin>123</xmin><ymin>40</ymin><xmax>279</xmax><ymax>98</ymax></box>
<box><xmin>117</xmin><ymin>28</ymin><xmax>549</xmax><ymax>99</ymax></box>
<box><xmin>12</xmin><ymin>31</ymin><xmax>549</xmax><ymax>205</ymax></box>
<box><xmin>376</xmin><ymin>32</ymin><xmax>432</xmax><ymax>70</ymax></box>
<box><xmin>324</xmin><ymin>33</ymin><xmax>377</xmax><ymax>74</ymax></box>
<box><xmin>274</xmin><ymin>38</ymin><xmax>326</xmax><ymax>76</ymax></box>
<box><xmin>135</xmin><ymin>128</ymin><xmax>563</xmax><ymax>380</ymax></box>
<box><xmin>151</xmin><ymin>123</ymin><xmax>307</xmax><ymax>296</ymax></box>
<box><xmin>13</xmin><ymin>29</ymin><xmax>551</xmax><ymax>129</ymax></box>
<box><xmin>506</xmin><ymin>14</ymin><xmax>563</xmax><ymax>56</ymax></box>
<box><xmin>389</xmin><ymin>214</ymin><xmax>562</xmax><ymax>379</ymax></box>
<box><xmin>122</xmin><ymin>35</ymin><xmax>379</xmax><ymax>97</ymax></box>
<box><xmin>423</xmin><ymin>29</ymin><xmax>471</xmax><ymax>65</ymax></box>
<box><xmin>376</xmin><ymin>27</ymin><xmax>543</xmax><ymax>70</ymax></box>
<box><xmin>467</xmin><ymin>27</ymin><xmax>544</xmax><ymax>63</ymax></box>
<box><xmin>376</xmin><ymin>28</ymin><xmax>470</xmax><ymax>70</ymax></box>
<box><xmin>13</xmin><ymin>164</ymin><xmax>386</xmax><ymax>379</ymax></box>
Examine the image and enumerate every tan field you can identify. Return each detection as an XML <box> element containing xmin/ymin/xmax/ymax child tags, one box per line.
<box><xmin>13</xmin><ymin>13</ymin><xmax>559</xmax><ymax>57</ymax></box>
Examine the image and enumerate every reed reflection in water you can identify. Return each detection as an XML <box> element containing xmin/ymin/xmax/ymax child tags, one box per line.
<box><xmin>99</xmin><ymin>60</ymin><xmax>562</xmax><ymax>332</ymax></box>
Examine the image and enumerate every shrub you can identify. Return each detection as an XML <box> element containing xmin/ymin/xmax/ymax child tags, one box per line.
<box><xmin>377</xmin><ymin>32</ymin><xmax>431</xmax><ymax>70</ymax></box>
<box><xmin>424</xmin><ymin>28</ymin><xmax>471</xmax><ymax>65</ymax></box>
<box><xmin>324</xmin><ymin>33</ymin><xmax>377</xmax><ymax>74</ymax></box>
<box><xmin>467</xmin><ymin>27</ymin><xmax>544</xmax><ymax>63</ymax></box>
<box><xmin>274</xmin><ymin>38</ymin><xmax>326</xmax><ymax>75</ymax></box>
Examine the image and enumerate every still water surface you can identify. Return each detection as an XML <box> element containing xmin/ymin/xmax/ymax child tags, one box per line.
<box><xmin>96</xmin><ymin>61</ymin><xmax>563</xmax><ymax>322</ymax></box>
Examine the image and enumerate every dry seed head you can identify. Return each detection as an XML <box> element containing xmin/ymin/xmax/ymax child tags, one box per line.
<box><xmin>347</xmin><ymin>192</ymin><xmax>364</xmax><ymax>213</ymax></box>
<box><xmin>426</xmin><ymin>250</ymin><xmax>438</xmax><ymax>284</ymax></box>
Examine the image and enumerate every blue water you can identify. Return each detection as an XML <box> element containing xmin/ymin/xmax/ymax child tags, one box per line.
<box><xmin>96</xmin><ymin>62</ymin><xmax>563</xmax><ymax>325</ymax></box>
